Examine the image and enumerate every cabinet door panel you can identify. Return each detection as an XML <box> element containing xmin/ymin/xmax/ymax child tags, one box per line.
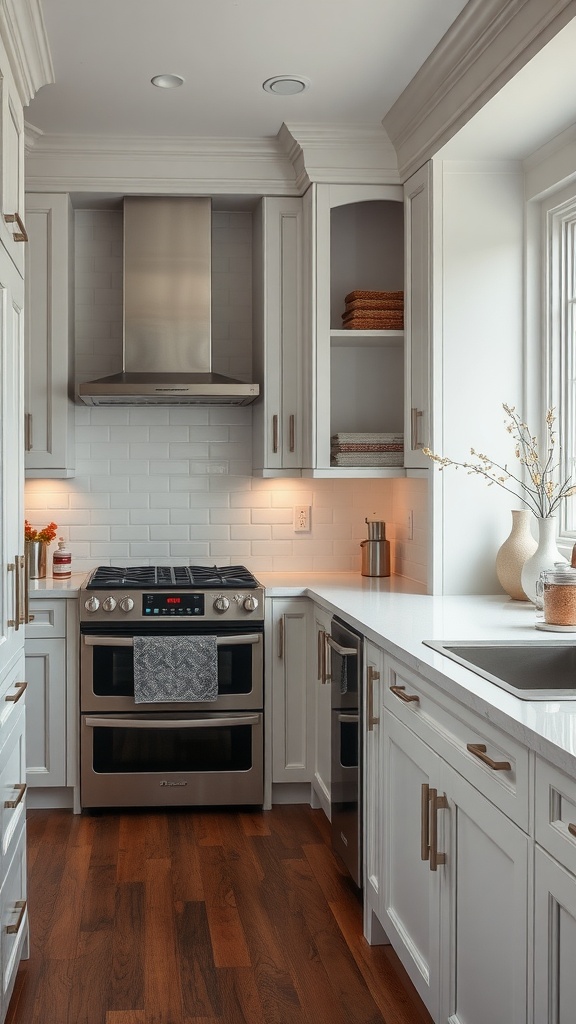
<box><xmin>24</xmin><ymin>638</ymin><xmax>67</xmax><ymax>787</ymax></box>
<box><xmin>0</xmin><ymin>256</ymin><xmax>25</xmax><ymax>677</ymax></box>
<box><xmin>534</xmin><ymin>845</ymin><xmax>576</xmax><ymax>1024</ymax></box>
<box><xmin>382</xmin><ymin>712</ymin><xmax>440</xmax><ymax>1017</ymax></box>
<box><xmin>441</xmin><ymin>761</ymin><xmax>528</xmax><ymax>1024</ymax></box>
<box><xmin>271</xmin><ymin>599</ymin><xmax>311</xmax><ymax>783</ymax></box>
<box><xmin>363</xmin><ymin>641</ymin><xmax>383</xmax><ymax>914</ymax></box>
<box><xmin>404</xmin><ymin>163</ymin><xmax>432</xmax><ymax>468</ymax></box>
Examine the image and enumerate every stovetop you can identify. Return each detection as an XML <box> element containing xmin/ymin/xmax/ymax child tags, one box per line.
<box><xmin>86</xmin><ymin>565</ymin><xmax>260</xmax><ymax>590</ymax></box>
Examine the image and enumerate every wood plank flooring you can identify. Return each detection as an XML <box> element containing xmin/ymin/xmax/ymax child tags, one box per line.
<box><xmin>6</xmin><ymin>805</ymin><xmax>433</xmax><ymax>1024</ymax></box>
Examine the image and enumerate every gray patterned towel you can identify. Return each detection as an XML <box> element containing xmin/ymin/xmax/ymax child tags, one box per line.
<box><xmin>133</xmin><ymin>635</ymin><xmax>218</xmax><ymax>703</ymax></box>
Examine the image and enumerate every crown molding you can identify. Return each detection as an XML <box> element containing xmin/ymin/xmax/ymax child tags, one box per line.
<box><xmin>383</xmin><ymin>0</ymin><xmax>576</xmax><ymax>180</ymax></box>
<box><xmin>25</xmin><ymin>123</ymin><xmax>400</xmax><ymax>195</ymax></box>
<box><xmin>278</xmin><ymin>122</ymin><xmax>399</xmax><ymax>189</ymax></box>
<box><xmin>24</xmin><ymin>131</ymin><xmax>301</xmax><ymax>195</ymax></box>
<box><xmin>0</xmin><ymin>0</ymin><xmax>53</xmax><ymax>106</ymax></box>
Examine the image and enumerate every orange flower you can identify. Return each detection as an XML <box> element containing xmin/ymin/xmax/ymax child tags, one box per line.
<box><xmin>24</xmin><ymin>520</ymin><xmax>58</xmax><ymax>544</ymax></box>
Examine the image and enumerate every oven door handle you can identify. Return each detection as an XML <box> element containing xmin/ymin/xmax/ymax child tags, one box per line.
<box><xmin>84</xmin><ymin>714</ymin><xmax>261</xmax><ymax>729</ymax></box>
<box><xmin>82</xmin><ymin>634</ymin><xmax>262</xmax><ymax>648</ymax></box>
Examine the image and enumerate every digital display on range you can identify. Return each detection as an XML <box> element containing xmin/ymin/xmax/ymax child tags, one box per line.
<box><xmin>142</xmin><ymin>593</ymin><xmax>205</xmax><ymax>616</ymax></box>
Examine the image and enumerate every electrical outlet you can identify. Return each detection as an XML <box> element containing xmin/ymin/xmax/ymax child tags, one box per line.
<box><xmin>294</xmin><ymin>505</ymin><xmax>311</xmax><ymax>532</ymax></box>
<box><xmin>407</xmin><ymin>509</ymin><xmax>414</xmax><ymax>540</ymax></box>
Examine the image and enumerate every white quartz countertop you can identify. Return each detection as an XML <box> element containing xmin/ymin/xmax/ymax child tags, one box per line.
<box><xmin>258</xmin><ymin>572</ymin><xmax>576</xmax><ymax>777</ymax></box>
<box><xmin>27</xmin><ymin>568</ymin><xmax>576</xmax><ymax>776</ymax></box>
<box><xmin>28</xmin><ymin>572</ymin><xmax>88</xmax><ymax>598</ymax></box>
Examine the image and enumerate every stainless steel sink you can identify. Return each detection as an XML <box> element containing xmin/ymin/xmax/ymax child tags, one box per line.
<box><xmin>423</xmin><ymin>640</ymin><xmax>576</xmax><ymax>700</ymax></box>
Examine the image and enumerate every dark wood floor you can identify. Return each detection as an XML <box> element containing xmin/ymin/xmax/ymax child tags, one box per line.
<box><xmin>6</xmin><ymin>805</ymin><xmax>432</xmax><ymax>1024</ymax></box>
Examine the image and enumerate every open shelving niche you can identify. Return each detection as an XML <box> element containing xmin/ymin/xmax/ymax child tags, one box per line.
<box><xmin>305</xmin><ymin>191</ymin><xmax>406</xmax><ymax>478</ymax></box>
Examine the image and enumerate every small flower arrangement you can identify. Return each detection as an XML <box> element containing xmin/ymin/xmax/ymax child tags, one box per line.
<box><xmin>24</xmin><ymin>520</ymin><xmax>58</xmax><ymax>544</ymax></box>
<box><xmin>423</xmin><ymin>404</ymin><xmax>576</xmax><ymax>518</ymax></box>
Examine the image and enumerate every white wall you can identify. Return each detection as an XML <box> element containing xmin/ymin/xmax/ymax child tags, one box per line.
<box><xmin>25</xmin><ymin>207</ymin><xmax>428</xmax><ymax>583</ymax></box>
<box><xmin>435</xmin><ymin>161</ymin><xmax>526</xmax><ymax>594</ymax></box>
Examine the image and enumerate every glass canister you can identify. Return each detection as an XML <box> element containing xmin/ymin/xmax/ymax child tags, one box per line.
<box><xmin>538</xmin><ymin>567</ymin><xmax>576</xmax><ymax>626</ymax></box>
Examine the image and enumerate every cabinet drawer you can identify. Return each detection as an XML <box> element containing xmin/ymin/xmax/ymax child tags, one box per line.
<box><xmin>535</xmin><ymin>756</ymin><xmax>576</xmax><ymax>876</ymax></box>
<box><xmin>0</xmin><ymin>818</ymin><xmax>27</xmax><ymax>1007</ymax></box>
<box><xmin>0</xmin><ymin>702</ymin><xmax>26</xmax><ymax>869</ymax></box>
<box><xmin>383</xmin><ymin>656</ymin><xmax>529</xmax><ymax>830</ymax></box>
<box><xmin>0</xmin><ymin>658</ymin><xmax>27</xmax><ymax>735</ymax></box>
<box><xmin>26</xmin><ymin>598</ymin><xmax>66</xmax><ymax>638</ymax></box>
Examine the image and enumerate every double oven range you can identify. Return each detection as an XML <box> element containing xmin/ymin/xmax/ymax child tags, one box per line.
<box><xmin>79</xmin><ymin>565</ymin><xmax>264</xmax><ymax>809</ymax></box>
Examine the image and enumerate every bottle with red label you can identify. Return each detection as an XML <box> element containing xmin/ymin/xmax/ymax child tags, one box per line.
<box><xmin>52</xmin><ymin>537</ymin><xmax>72</xmax><ymax>579</ymax></box>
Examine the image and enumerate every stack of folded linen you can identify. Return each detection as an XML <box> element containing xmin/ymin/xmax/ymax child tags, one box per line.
<box><xmin>342</xmin><ymin>290</ymin><xmax>404</xmax><ymax>330</ymax></box>
<box><xmin>330</xmin><ymin>432</ymin><xmax>404</xmax><ymax>467</ymax></box>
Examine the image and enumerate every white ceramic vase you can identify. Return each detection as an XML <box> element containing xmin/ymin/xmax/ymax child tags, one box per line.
<box><xmin>495</xmin><ymin>509</ymin><xmax>537</xmax><ymax>601</ymax></box>
<box><xmin>520</xmin><ymin>515</ymin><xmax>567</xmax><ymax>606</ymax></box>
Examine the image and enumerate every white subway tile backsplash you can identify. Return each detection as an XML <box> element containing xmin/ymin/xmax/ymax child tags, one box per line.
<box><xmin>25</xmin><ymin>208</ymin><xmax>428</xmax><ymax>579</ymax></box>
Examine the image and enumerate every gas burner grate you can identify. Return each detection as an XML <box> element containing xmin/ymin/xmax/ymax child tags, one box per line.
<box><xmin>86</xmin><ymin>565</ymin><xmax>259</xmax><ymax>590</ymax></box>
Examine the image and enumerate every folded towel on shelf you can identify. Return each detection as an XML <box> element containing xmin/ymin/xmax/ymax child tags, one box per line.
<box><xmin>331</xmin><ymin>432</ymin><xmax>404</xmax><ymax>444</ymax></box>
<box><xmin>330</xmin><ymin>452</ymin><xmax>404</xmax><ymax>466</ymax></box>
<box><xmin>133</xmin><ymin>635</ymin><xmax>218</xmax><ymax>703</ymax></box>
<box><xmin>344</xmin><ymin>289</ymin><xmax>404</xmax><ymax>304</ymax></box>
<box><xmin>345</xmin><ymin>297</ymin><xmax>404</xmax><ymax>313</ymax></box>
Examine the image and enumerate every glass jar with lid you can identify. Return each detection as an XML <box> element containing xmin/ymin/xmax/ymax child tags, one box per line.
<box><xmin>538</xmin><ymin>566</ymin><xmax>576</xmax><ymax>626</ymax></box>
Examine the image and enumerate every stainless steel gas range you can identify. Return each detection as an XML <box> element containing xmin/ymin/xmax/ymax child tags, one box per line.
<box><xmin>79</xmin><ymin>565</ymin><xmax>264</xmax><ymax>809</ymax></box>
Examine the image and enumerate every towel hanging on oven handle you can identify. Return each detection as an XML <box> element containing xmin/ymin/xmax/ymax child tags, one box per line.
<box><xmin>83</xmin><ymin>633</ymin><xmax>262</xmax><ymax>647</ymax></box>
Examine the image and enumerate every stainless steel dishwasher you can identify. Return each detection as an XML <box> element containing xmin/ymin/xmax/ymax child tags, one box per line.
<box><xmin>327</xmin><ymin>616</ymin><xmax>363</xmax><ymax>888</ymax></box>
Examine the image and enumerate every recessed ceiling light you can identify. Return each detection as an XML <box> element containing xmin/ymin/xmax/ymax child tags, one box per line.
<box><xmin>262</xmin><ymin>75</ymin><xmax>310</xmax><ymax>95</ymax></box>
<box><xmin>151</xmin><ymin>74</ymin><xmax>185</xmax><ymax>89</ymax></box>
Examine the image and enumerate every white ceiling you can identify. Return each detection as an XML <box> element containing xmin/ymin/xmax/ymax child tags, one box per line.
<box><xmin>28</xmin><ymin>0</ymin><xmax>470</xmax><ymax>140</ymax></box>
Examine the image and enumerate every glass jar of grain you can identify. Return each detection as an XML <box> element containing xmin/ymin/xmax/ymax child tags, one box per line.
<box><xmin>540</xmin><ymin>568</ymin><xmax>576</xmax><ymax>626</ymax></box>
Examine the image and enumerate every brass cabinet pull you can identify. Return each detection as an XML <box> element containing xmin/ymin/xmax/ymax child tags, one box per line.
<box><xmin>568</xmin><ymin>823</ymin><xmax>576</xmax><ymax>839</ymax></box>
<box><xmin>289</xmin><ymin>414</ymin><xmax>295</xmax><ymax>452</ymax></box>
<box><xmin>25</xmin><ymin>412</ymin><xmax>33</xmax><ymax>451</ymax></box>
<box><xmin>17</xmin><ymin>555</ymin><xmax>26</xmax><ymax>626</ymax></box>
<box><xmin>5</xmin><ymin>681</ymin><xmax>27</xmax><ymax>703</ymax></box>
<box><xmin>367</xmin><ymin>666</ymin><xmax>380</xmax><ymax>731</ymax></box>
<box><xmin>429</xmin><ymin>788</ymin><xmax>448</xmax><ymax>871</ymax></box>
<box><xmin>4</xmin><ymin>783</ymin><xmax>26</xmax><ymax>809</ymax></box>
<box><xmin>466</xmin><ymin>742</ymin><xmax>511</xmax><ymax>772</ymax></box>
<box><xmin>6</xmin><ymin>900</ymin><xmax>26</xmax><ymax>935</ymax></box>
<box><xmin>421</xmin><ymin>782</ymin><xmax>430</xmax><ymax>861</ymax></box>
<box><xmin>278</xmin><ymin>616</ymin><xmax>284</xmax><ymax>659</ymax></box>
<box><xmin>7</xmin><ymin>562</ymin><xmax>16</xmax><ymax>627</ymax></box>
<box><xmin>272</xmin><ymin>414</ymin><xmax>279</xmax><ymax>453</ymax></box>
<box><xmin>411</xmin><ymin>407</ymin><xmax>423</xmax><ymax>450</ymax></box>
<box><xmin>4</xmin><ymin>212</ymin><xmax>28</xmax><ymax>242</ymax></box>
<box><xmin>323</xmin><ymin>631</ymin><xmax>331</xmax><ymax>683</ymax></box>
<box><xmin>317</xmin><ymin>628</ymin><xmax>324</xmax><ymax>681</ymax></box>
<box><xmin>390</xmin><ymin>684</ymin><xmax>420</xmax><ymax>704</ymax></box>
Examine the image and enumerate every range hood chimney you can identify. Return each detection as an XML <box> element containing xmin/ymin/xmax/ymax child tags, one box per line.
<box><xmin>78</xmin><ymin>196</ymin><xmax>259</xmax><ymax>406</ymax></box>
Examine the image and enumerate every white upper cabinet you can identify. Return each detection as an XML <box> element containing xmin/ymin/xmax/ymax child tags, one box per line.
<box><xmin>24</xmin><ymin>193</ymin><xmax>75</xmax><ymax>478</ymax></box>
<box><xmin>404</xmin><ymin>164</ymin><xmax>433</xmax><ymax>469</ymax></box>
<box><xmin>0</xmin><ymin>256</ymin><xmax>25</xmax><ymax>676</ymax></box>
<box><xmin>252</xmin><ymin>197</ymin><xmax>304</xmax><ymax>477</ymax></box>
<box><xmin>302</xmin><ymin>183</ymin><xmax>406</xmax><ymax>478</ymax></box>
<box><xmin>0</xmin><ymin>69</ymin><xmax>26</xmax><ymax>278</ymax></box>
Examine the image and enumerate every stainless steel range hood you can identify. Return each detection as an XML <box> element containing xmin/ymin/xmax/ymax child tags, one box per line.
<box><xmin>78</xmin><ymin>196</ymin><xmax>259</xmax><ymax>406</ymax></box>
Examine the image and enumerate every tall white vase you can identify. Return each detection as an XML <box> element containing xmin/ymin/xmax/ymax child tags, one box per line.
<box><xmin>495</xmin><ymin>510</ymin><xmax>537</xmax><ymax>601</ymax></box>
<box><xmin>520</xmin><ymin>516</ymin><xmax>567</xmax><ymax>606</ymax></box>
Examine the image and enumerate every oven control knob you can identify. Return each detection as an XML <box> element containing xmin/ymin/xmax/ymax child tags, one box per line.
<box><xmin>84</xmin><ymin>596</ymin><xmax>100</xmax><ymax>613</ymax></box>
<box><xmin>213</xmin><ymin>596</ymin><xmax>230</xmax><ymax>613</ymax></box>
<box><xmin>119</xmin><ymin>597</ymin><xmax>134</xmax><ymax>613</ymax></box>
<box><xmin>102</xmin><ymin>596</ymin><xmax>117</xmax><ymax>612</ymax></box>
<box><xmin>243</xmin><ymin>595</ymin><xmax>259</xmax><ymax>612</ymax></box>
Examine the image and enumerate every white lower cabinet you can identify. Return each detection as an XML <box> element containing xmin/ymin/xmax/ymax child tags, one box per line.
<box><xmin>363</xmin><ymin>640</ymin><xmax>384</xmax><ymax>940</ymax></box>
<box><xmin>270</xmin><ymin>598</ymin><xmax>313</xmax><ymax>784</ymax></box>
<box><xmin>533</xmin><ymin>755</ymin><xmax>576</xmax><ymax>1023</ymax></box>
<box><xmin>312</xmin><ymin>603</ymin><xmax>332</xmax><ymax>818</ymax></box>
<box><xmin>24</xmin><ymin>597</ymin><xmax>78</xmax><ymax>805</ymax></box>
<box><xmin>0</xmin><ymin>654</ymin><xmax>28</xmax><ymax>1020</ymax></box>
<box><xmin>382</xmin><ymin>711</ymin><xmax>529</xmax><ymax>1023</ymax></box>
